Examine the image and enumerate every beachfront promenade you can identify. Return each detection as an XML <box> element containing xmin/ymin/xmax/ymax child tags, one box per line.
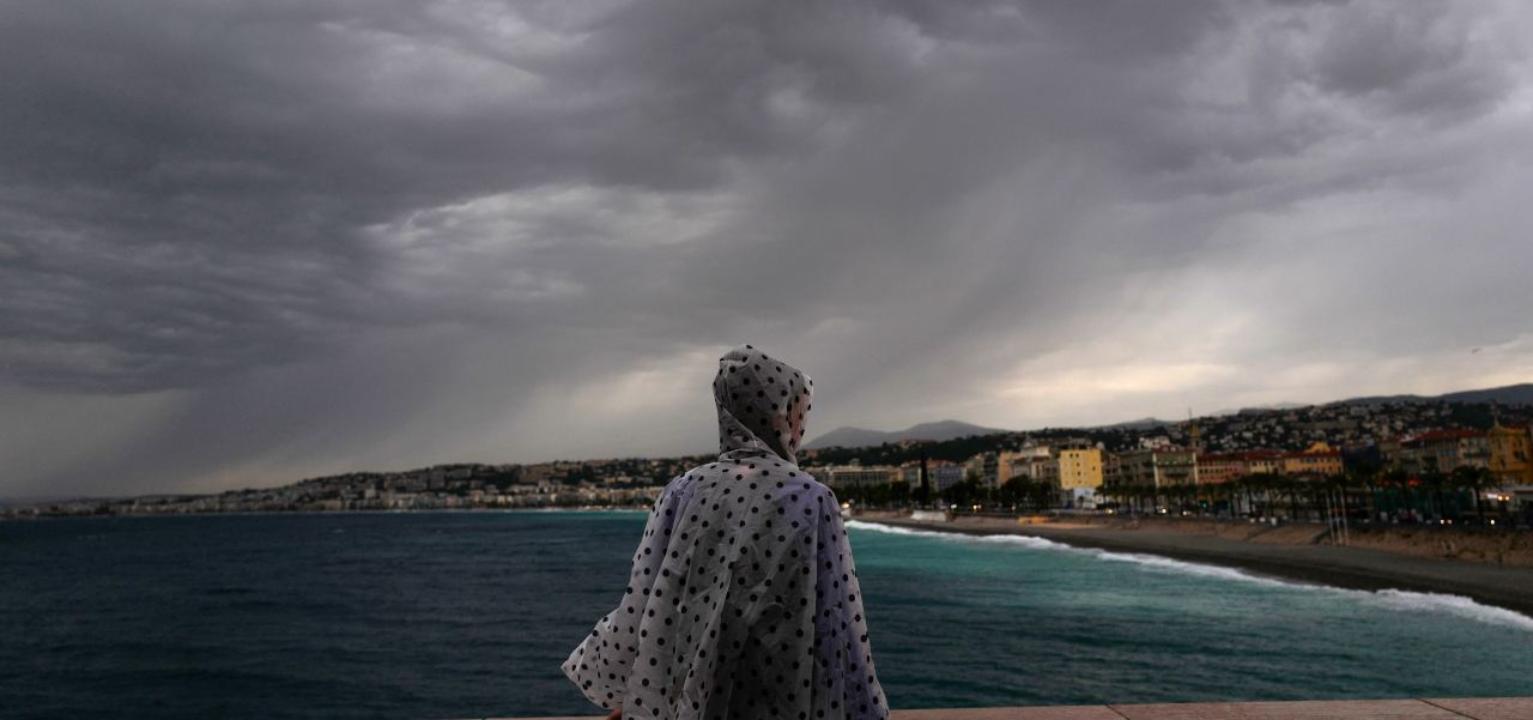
<box><xmin>499</xmin><ymin>697</ymin><xmax>1533</xmax><ymax>719</ymax></box>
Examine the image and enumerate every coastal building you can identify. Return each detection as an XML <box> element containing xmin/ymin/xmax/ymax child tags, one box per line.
<box><xmin>1061</xmin><ymin>486</ymin><xmax>1099</xmax><ymax>509</ymax></box>
<box><xmin>1028</xmin><ymin>453</ymin><xmax>1061</xmax><ymax>487</ymax></box>
<box><xmin>1103</xmin><ymin>451</ymin><xmax>1122</xmax><ymax>488</ymax></box>
<box><xmin>1280</xmin><ymin>441</ymin><xmax>1343</xmax><ymax>478</ymax></box>
<box><xmin>899</xmin><ymin>462</ymin><xmax>923</xmax><ymax>488</ymax></box>
<box><xmin>1156</xmin><ymin>449</ymin><xmax>1198</xmax><ymax>486</ymax></box>
<box><xmin>1195</xmin><ymin>452</ymin><xmax>1246</xmax><ymax>484</ymax></box>
<box><xmin>1057</xmin><ymin>448</ymin><xmax>1104</xmax><ymax>490</ymax></box>
<box><xmin>817</xmin><ymin>465</ymin><xmax>902</xmax><ymax>488</ymax></box>
<box><xmin>1006</xmin><ymin>453</ymin><xmax>1034</xmax><ymax>484</ymax></box>
<box><xmin>1244</xmin><ymin>450</ymin><xmax>1284</xmax><ymax>475</ymax></box>
<box><xmin>1487</xmin><ymin>422</ymin><xmax>1533</xmax><ymax>486</ymax></box>
<box><xmin>963</xmin><ymin>453</ymin><xmax>992</xmax><ymax>485</ymax></box>
<box><xmin>995</xmin><ymin>450</ymin><xmax>1028</xmax><ymax>489</ymax></box>
<box><xmin>1113</xmin><ymin>449</ymin><xmax>1154</xmax><ymax>487</ymax></box>
<box><xmin>1114</xmin><ymin>448</ymin><xmax>1198</xmax><ymax>488</ymax></box>
<box><xmin>1397</xmin><ymin>429</ymin><xmax>1491</xmax><ymax>475</ymax></box>
<box><xmin>1194</xmin><ymin>449</ymin><xmax>1286</xmax><ymax>483</ymax></box>
<box><xmin>1010</xmin><ymin>446</ymin><xmax>1057</xmax><ymax>484</ymax></box>
<box><xmin>932</xmin><ymin>462</ymin><xmax>965</xmax><ymax>492</ymax></box>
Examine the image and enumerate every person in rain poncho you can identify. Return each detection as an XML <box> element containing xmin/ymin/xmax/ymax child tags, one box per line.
<box><xmin>563</xmin><ymin>345</ymin><xmax>890</xmax><ymax>720</ymax></box>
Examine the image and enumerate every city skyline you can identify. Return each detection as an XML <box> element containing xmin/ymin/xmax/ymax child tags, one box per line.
<box><xmin>5</xmin><ymin>1</ymin><xmax>1533</xmax><ymax>498</ymax></box>
<box><xmin>9</xmin><ymin>382</ymin><xmax>1529</xmax><ymax>504</ymax></box>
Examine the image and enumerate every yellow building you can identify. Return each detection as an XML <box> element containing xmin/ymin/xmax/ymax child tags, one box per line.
<box><xmin>1487</xmin><ymin>422</ymin><xmax>1533</xmax><ymax>486</ymax></box>
<box><xmin>1281</xmin><ymin>441</ymin><xmax>1343</xmax><ymax>477</ymax></box>
<box><xmin>994</xmin><ymin>450</ymin><xmax>1024</xmax><ymax>489</ymax></box>
<box><xmin>1058</xmin><ymin>448</ymin><xmax>1104</xmax><ymax>490</ymax></box>
<box><xmin>1245</xmin><ymin>451</ymin><xmax>1284</xmax><ymax>475</ymax></box>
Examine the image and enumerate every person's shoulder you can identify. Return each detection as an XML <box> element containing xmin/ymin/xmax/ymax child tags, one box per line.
<box><xmin>659</xmin><ymin>468</ymin><xmax>705</xmax><ymax>500</ymax></box>
<box><xmin>671</xmin><ymin>457</ymin><xmax>836</xmax><ymax>507</ymax></box>
<box><xmin>803</xmin><ymin>476</ymin><xmax>837</xmax><ymax>503</ymax></box>
<box><xmin>667</xmin><ymin>461</ymin><xmax>726</xmax><ymax>492</ymax></box>
<box><xmin>769</xmin><ymin>465</ymin><xmax>838</xmax><ymax>514</ymax></box>
<box><xmin>791</xmin><ymin>466</ymin><xmax>835</xmax><ymax>499</ymax></box>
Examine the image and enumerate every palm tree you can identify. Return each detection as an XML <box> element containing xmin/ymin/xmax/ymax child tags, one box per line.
<box><xmin>1343</xmin><ymin>467</ymin><xmax>1377</xmax><ymax>524</ymax></box>
<box><xmin>1178</xmin><ymin>483</ymin><xmax>1198</xmax><ymax>515</ymax></box>
<box><xmin>1233</xmin><ymin>474</ymin><xmax>1257</xmax><ymax>518</ymax></box>
<box><xmin>1134</xmin><ymin>481</ymin><xmax>1152</xmax><ymax>514</ymax></box>
<box><xmin>999</xmin><ymin>476</ymin><xmax>1028</xmax><ymax>511</ymax></box>
<box><xmin>1451</xmin><ymin>466</ymin><xmax>1496</xmax><ymax>526</ymax></box>
<box><xmin>1379</xmin><ymin>466</ymin><xmax>1412</xmax><ymax>521</ymax></box>
<box><xmin>1237</xmin><ymin>474</ymin><xmax>1260</xmax><ymax>518</ymax></box>
<box><xmin>1317</xmin><ymin>473</ymin><xmax>1349</xmax><ymax>540</ymax></box>
<box><xmin>1420</xmin><ymin>470</ymin><xmax>1449</xmax><ymax>522</ymax></box>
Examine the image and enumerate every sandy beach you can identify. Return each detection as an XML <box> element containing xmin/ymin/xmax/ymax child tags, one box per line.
<box><xmin>852</xmin><ymin>512</ymin><xmax>1533</xmax><ymax>618</ymax></box>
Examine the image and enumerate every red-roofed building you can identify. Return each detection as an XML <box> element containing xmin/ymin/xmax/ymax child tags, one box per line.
<box><xmin>1196</xmin><ymin>453</ymin><xmax>1246</xmax><ymax>485</ymax></box>
<box><xmin>1195</xmin><ymin>450</ymin><xmax>1273</xmax><ymax>483</ymax></box>
<box><xmin>1395</xmin><ymin>428</ymin><xmax>1490</xmax><ymax>475</ymax></box>
<box><xmin>1195</xmin><ymin>448</ymin><xmax>1328</xmax><ymax>484</ymax></box>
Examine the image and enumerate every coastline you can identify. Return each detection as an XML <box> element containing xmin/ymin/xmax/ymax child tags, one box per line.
<box><xmin>853</xmin><ymin>513</ymin><xmax>1533</xmax><ymax>618</ymax></box>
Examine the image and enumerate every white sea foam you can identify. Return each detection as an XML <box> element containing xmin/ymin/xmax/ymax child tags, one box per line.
<box><xmin>844</xmin><ymin>519</ymin><xmax>945</xmax><ymax>537</ymax></box>
<box><xmin>847</xmin><ymin>520</ymin><xmax>1064</xmax><ymax>548</ymax></box>
<box><xmin>847</xmin><ymin>519</ymin><xmax>1533</xmax><ymax>632</ymax></box>
<box><xmin>1362</xmin><ymin>589</ymin><xmax>1533</xmax><ymax>632</ymax></box>
<box><xmin>1085</xmin><ymin>548</ymin><xmax>1293</xmax><ymax>588</ymax></box>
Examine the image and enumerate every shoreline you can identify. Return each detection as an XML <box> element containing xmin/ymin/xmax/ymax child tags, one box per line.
<box><xmin>854</xmin><ymin>513</ymin><xmax>1533</xmax><ymax>618</ymax></box>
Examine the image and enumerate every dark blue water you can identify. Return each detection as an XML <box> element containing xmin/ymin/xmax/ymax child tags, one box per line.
<box><xmin>2</xmin><ymin>512</ymin><xmax>1530</xmax><ymax>719</ymax></box>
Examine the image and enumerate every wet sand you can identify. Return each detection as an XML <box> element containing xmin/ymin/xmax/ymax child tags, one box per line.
<box><xmin>853</xmin><ymin>513</ymin><xmax>1533</xmax><ymax>617</ymax></box>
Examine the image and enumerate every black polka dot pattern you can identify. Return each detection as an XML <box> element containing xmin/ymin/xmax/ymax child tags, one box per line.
<box><xmin>712</xmin><ymin>345</ymin><xmax>814</xmax><ymax>466</ymax></box>
<box><xmin>562</xmin><ymin>345</ymin><xmax>888</xmax><ymax>720</ymax></box>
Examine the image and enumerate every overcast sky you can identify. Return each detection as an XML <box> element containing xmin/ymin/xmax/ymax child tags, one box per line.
<box><xmin>4</xmin><ymin>0</ymin><xmax>1533</xmax><ymax>497</ymax></box>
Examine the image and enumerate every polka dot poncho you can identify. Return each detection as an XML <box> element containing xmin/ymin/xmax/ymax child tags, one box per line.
<box><xmin>563</xmin><ymin>345</ymin><xmax>890</xmax><ymax>720</ymax></box>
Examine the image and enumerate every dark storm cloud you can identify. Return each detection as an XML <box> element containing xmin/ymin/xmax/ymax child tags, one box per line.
<box><xmin>0</xmin><ymin>0</ymin><xmax>769</xmax><ymax>389</ymax></box>
<box><xmin>2</xmin><ymin>0</ymin><xmax>1531</xmax><ymax>496</ymax></box>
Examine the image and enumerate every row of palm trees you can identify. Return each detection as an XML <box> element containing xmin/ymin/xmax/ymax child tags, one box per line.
<box><xmin>833</xmin><ymin>466</ymin><xmax>1521</xmax><ymax>527</ymax></box>
<box><xmin>1103</xmin><ymin>465</ymin><xmax>1511</xmax><ymax>525</ymax></box>
<box><xmin>833</xmin><ymin>476</ymin><xmax>1061</xmax><ymax>512</ymax></box>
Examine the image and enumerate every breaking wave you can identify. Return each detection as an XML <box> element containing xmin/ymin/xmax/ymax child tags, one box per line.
<box><xmin>846</xmin><ymin>519</ymin><xmax>1533</xmax><ymax>632</ymax></box>
<box><xmin>1364</xmin><ymin>589</ymin><xmax>1533</xmax><ymax>632</ymax></box>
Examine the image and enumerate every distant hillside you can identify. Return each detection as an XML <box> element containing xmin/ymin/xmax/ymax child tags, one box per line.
<box><xmin>804</xmin><ymin>420</ymin><xmax>1010</xmax><ymax>450</ymax></box>
<box><xmin>1334</xmin><ymin>383</ymin><xmax>1533</xmax><ymax>407</ymax></box>
<box><xmin>0</xmin><ymin>495</ymin><xmax>102</xmax><ymax>507</ymax></box>
<box><xmin>805</xmin><ymin>383</ymin><xmax>1533</xmax><ymax>452</ymax></box>
<box><xmin>1209</xmin><ymin>402</ymin><xmax>1307</xmax><ymax>416</ymax></box>
<box><xmin>1101</xmin><ymin>417</ymin><xmax>1173</xmax><ymax>430</ymax></box>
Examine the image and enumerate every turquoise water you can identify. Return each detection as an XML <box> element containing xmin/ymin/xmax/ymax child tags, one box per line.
<box><xmin>844</xmin><ymin>520</ymin><xmax>1533</xmax><ymax>706</ymax></box>
<box><xmin>1</xmin><ymin>512</ymin><xmax>1529</xmax><ymax>719</ymax></box>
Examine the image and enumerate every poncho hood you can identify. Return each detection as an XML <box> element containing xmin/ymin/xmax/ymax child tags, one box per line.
<box><xmin>713</xmin><ymin>345</ymin><xmax>812</xmax><ymax>464</ymax></box>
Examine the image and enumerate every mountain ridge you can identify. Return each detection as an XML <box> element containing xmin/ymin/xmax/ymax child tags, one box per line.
<box><xmin>804</xmin><ymin>420</ymin><xmax>1010</xmax><ymax>450</ymax></box>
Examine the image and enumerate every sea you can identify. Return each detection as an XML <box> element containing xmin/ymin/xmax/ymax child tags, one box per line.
<box><xmin>2</xmin><ymin>511</ymin><xmax>1530</xmax><ymax>719</ymax></box>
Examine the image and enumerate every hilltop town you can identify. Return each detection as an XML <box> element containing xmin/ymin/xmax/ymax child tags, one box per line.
<box><xmin>8</xmin><ymin>386</ymin><xmax>1533</xmax><ymax>524</ymax></box>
